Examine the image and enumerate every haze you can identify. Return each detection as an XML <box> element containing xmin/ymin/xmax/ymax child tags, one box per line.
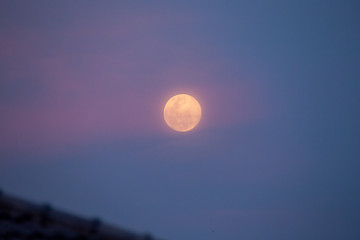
<box><xmin>1</xmin><ymin>1</ymin><xmax>359</xmax><ymax>240</ymax></box>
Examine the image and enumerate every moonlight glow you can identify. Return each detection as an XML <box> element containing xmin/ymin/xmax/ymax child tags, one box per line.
<box><xmin>163</xmin><ymin>94</ymin><xmax>202</xmax><ymax>132</ymax></box>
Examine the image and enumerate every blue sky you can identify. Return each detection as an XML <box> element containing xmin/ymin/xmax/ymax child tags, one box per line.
<box><xmin>1</xmin><ymin>1</ymin><xmax>360</xmax><ymax>239</ymax></box>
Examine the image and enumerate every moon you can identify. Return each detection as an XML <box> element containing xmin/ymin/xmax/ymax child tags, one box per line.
<box><xmin>163</xmin><ymin>94</ymin><xmax>202</xmax><ymax>132</ymax></box>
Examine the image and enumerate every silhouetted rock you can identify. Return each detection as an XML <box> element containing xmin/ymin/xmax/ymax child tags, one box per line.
<box><xmin>0</xmin><ymin>189</ymin><xmax>161</xmax><ymax>240</ymax></box>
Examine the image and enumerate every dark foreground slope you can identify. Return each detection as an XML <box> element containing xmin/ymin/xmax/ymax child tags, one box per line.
<box><xmin>0</xmin><ymin>189</ymin><xmax>158</xmax><ymax>240</ymax></box>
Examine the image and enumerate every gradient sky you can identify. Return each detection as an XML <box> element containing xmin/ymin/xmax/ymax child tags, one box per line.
<box><xmin>1</xmin><ymin>1</ymin><xmax>360</xmax><ymax>240</ymax></box>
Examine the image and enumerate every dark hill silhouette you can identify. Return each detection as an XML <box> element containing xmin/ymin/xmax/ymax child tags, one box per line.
<box><xmin>0</xmin><ymin>189</ymin><xmax>158</xmax><ymax>240</ymax></box>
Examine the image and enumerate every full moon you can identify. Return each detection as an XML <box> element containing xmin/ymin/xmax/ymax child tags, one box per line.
<box><xmin>163</xmin><ymin>94</ymin><xmax>202</xmax><ymax>132</ymax></box>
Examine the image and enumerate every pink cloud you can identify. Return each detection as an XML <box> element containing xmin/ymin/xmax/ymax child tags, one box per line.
<box><xmin>0</xmin><ymin>10</ymin><xmax>264</xmax><ymax>154</ymax></box>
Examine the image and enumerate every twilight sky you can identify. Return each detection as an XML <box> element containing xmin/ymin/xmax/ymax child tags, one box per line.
<box><xmin>1</xmin><ymin>1</ymin><xmax>360</xmax><ymax>239</ymax></box>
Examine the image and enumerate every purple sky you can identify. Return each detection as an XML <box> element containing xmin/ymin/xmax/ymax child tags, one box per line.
<box><xmin>1</xmin><ymin>1</ymin><xmax>360</xmax><ymax>240</ymax></box>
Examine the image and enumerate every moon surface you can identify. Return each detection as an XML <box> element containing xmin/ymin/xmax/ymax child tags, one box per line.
<box><xmin>163</xmin><ymin>94</ymin><xmax>202</xmax><ymax>132</ymax></box>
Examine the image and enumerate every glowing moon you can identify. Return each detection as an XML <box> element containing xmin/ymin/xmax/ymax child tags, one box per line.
<box><xmin>163</xmin><ymin>94</ymin><xmax>202</xmax><ymax>132</ymax></box>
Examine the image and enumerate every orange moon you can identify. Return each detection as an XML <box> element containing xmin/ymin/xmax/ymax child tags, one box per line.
<box><xmin>163</xmin><ymin>94</ymin><xmax>202</xmax><ymax>132</ymax></box>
